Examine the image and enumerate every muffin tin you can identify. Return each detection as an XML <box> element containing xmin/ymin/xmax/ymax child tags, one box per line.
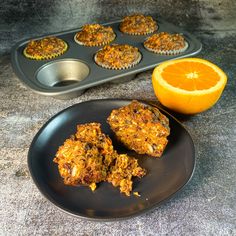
<box><xmin>11</xmin><ymin>18</ymin><xmax>202</xmax><ymax>99</ymax></box>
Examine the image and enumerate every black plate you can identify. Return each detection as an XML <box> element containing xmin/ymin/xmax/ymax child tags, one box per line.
<box><xmin>28</xmin><ymin>99</ymin><xmax>195</xmax><ymax>221</ymax></box>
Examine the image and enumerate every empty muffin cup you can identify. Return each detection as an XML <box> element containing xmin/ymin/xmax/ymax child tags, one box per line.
<box><xmin>36</xmin><ymin>59</ymin><xmax>90</xmax><ymax>87</ymax></box>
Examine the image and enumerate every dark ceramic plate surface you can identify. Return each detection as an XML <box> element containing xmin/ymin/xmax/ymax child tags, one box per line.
<box><xmin>28</xmin><ymin>99</ymin><xmax>195</xmax><ymax>220</ymax></box>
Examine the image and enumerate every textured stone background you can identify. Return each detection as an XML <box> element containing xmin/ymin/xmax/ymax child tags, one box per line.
<box><xmin>0</xmin><ymin>0</ymin><xmax>236</xmax><ymax>235</ymax></box>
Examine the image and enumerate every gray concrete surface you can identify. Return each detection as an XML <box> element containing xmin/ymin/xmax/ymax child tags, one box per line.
<box><xmin>0</xmin><ymin>0</ymin><xmax>236</xmax><ymax>235</ymax></box>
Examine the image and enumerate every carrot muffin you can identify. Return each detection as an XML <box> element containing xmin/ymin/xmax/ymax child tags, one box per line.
<box><xmin>54</xmin><ymin>122</ymin><xmax>146</xmax><ymax>196</ymax></box>
<box><xmin>107</xmin><ymin>100</ymin><xmax>170</xmax><ymax>158</ymax></box>
<box><xmin>94</xmin><ymin>44</ymin><xmax>142</xmax><ymax>70</ymax></box>
<box><xmin>53</xmin><ymin>123</ymin><xmax>115</xmax><ymax>190</ymax></box>
<box><xmin>144</xmin><ymin>32</ymin><xmax>188</xmax><ymax>55</ymax></box>
<box><xmin>120</xmin><ymin>14</ymin><xmax>157</xmax><ymax>35</ymax></box>
<box><xmin>23</xmin><ymin>36</ymin><xmax>68</xmax><ymax>60</ymax></box>
<box><xmin>74</xmin><ymin>24</ymin><xmax>116</xmax><ymax>46</ymax></box>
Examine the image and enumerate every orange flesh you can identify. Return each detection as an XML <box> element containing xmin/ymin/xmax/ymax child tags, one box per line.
<box><xmin>162</xmin><ymin>62</ymin><xmax>220</xmax><ymax>91</ymax></box>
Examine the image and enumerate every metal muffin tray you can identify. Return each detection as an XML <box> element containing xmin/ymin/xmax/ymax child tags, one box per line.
<box><xmin>11</xmin><ymin>18</ymin><xmax>202</xmax><ymax>99</ymax></box>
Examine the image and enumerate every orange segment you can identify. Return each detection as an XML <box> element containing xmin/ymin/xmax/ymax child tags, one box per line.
<box><xmin>152</xmin><ymin>58</ymin><xmax>227</xmax><ymax>114</ymax></box>
<box><xmin>162</xmin><ymin>61</ymin><xmax>221</xmax><ymax>90</ymax></box>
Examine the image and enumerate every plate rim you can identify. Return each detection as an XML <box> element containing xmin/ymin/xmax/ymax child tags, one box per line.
<box><xmin>27</xmin><ymin>98</ymin><xmax>195</xmax><ymax>221</ymax></box>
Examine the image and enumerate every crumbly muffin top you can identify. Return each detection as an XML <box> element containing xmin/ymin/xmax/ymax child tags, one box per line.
<box><xmin>95</xmin><ymin>44</ymin><xmax>141</xmax><ymax>69</ymax></box>
<box><xmin>75</xmin><ymin>24</ymin><xmax>116</xmax><ymax>46</ymax></box>
<box><xmin>24</xmin><ymin>37</ymin><xmax>67</xmax><ymax>59</ymax></box>
<box><xmin>107</xmin><ymin>100</ymin><xmax>170</xmax><ymax>157</ymax></box>
<box><xmin>53</xmin><ymin>123</ymin><xmax>115</xmax><ymax>187</ymax></box>
<box><xmin>144</xmin><ymin>32</ymin><xmax>186</xmax><ymax>51</ymax></box>
<box><xmin>120</xmin><ymin>14</ymin><xmax>157</xmax><ymax>35</ymax></box>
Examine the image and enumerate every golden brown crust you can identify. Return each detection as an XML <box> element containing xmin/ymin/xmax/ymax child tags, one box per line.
<box><xmin>107</xmin><ymin>100</ymin><xmax>170</xmax><ymax>158</ymax></box>
<box><xmin>120</xmin><ymin>14</ymin><xmax>157</xmax><ymax>35</ymax></box>
<box><xmin>144</xmin><ymin>32</ymin><xmax>188</xmax><ymax>54</ymax></box>
<box><xmin>94</xmin><ymin>44</ymin><xmax>141</xmax><ymax>70</ymax></box>
<box><xmin>74</xmin><ymin>24</ymin><xmax>116</xmax><ymax>46</ymax></box>
<box><xmin>23</xmin><ymin>37</ymin><xmax>68</xmax><ymax>60</ymax></box>
<box><xmin>53</xmin><ymin>122</ymin><xmax>146</xmax><ymax>196</ymax></box>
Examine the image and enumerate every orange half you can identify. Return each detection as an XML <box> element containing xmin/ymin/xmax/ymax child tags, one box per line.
<box><xmin>152</xmin><ymin>58</ymin><xmax>227</xmax><ymax>114</ymax></box>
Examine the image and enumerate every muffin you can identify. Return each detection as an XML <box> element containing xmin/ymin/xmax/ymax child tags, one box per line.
<box><xmin>74</xmin><ymin>24</ymin><xmax>116</xmax><ymax>46</ymax></box>
<box><xmin>23</xmin><ymin>36</ymin><xmax>68</xmax><ymax>60</ymax></box>
<box><xmin>144</xmin><ymin>32</ymin><xmax>188</xmax><ymax>55</ymax></box>
<box><xmin>53</xmin><ymin>123</ymin><xmax>115</xmax><ymax>189</ymax></box>
<box><xmin>53</xmin><ymin>122</ymin><xmax>146</xmax><ymax>196</ymax></box>
<box><xmin>120</xmin><ymin>14</ymin><xmax>157</xmax><ymax>35</ymax></box>
<box><xmin>107</xmin><ymin>100</ymin><xmax>170</xmax><ymax>158</ymax></box>
<box><xmin>94</xmin><ymin>44</ymin><xmax>142</xmax><ymax>70</ymax></box>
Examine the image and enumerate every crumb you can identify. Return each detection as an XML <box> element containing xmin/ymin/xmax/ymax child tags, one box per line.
<box><xmin>133</xmin><ymin>192</ymin><xmax>141</xmax><ymax>197</ymax></box>
<box><xmin>89</xmin><ymin>183</ymin><xmax>97</xmax><ymax>191</ymax></box>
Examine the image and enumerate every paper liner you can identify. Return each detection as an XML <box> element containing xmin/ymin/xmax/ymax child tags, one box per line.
<box><xmin>74</xmin><ymin>33</ymin><xmax>116</xmax><ymax>47</ymax></box>
<box><xmin>120</xmin><ymin>25</ymin><xmax>158</xmax><ymax>35</ymax></box>
<box><xmin>23</xmin><ymin>41</ymin><xmax>68</xmax><ymax>60</ymax></box>
<box><xmin>94</xmin><ymin>52</ymin><xmax>142</xmax><ymax>70</ymax></box>
<box><xmin>144</xmin><ymin>41</ymin><xmax>189</xmax><ymax>55</ymax></box>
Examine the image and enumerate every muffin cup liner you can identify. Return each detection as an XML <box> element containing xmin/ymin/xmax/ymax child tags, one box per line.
<box><xmin>120</xmin><ymin>25</ymin><xmax>158</xmax><ymax>35</ymax></box>
<box><xmin>94</xmin><ymin>51</ymin><xmax>142</xmax><ymax>70</ymax></box>
<box><xmin>74</xmin><ymin>33</ymin><xmax>116</xmax><ymax>47</ymax></box>
<box><xmin>23</xmin><ymin>42</ymin><xmax>68</xmax><ymax>60</ymax></box>
<box><xmin>144</xmin><ymin>41</ymin><xmax>189</xmax><ymax>55</ymax></box>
